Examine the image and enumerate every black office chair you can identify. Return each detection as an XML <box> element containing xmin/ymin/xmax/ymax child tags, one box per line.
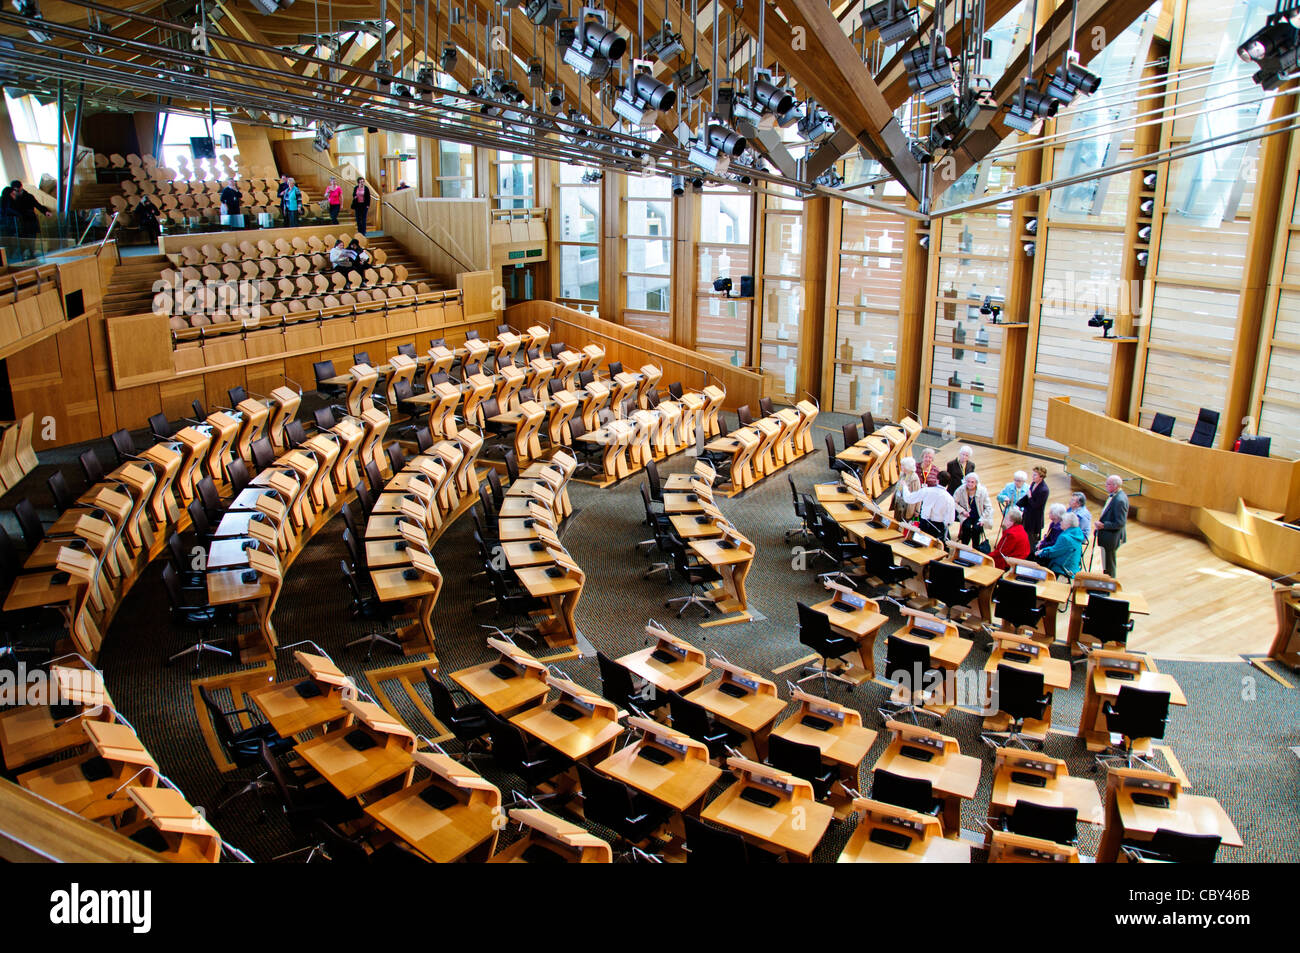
<box><xmin>1098</xmin><ymin>686</ymin><xmax>1170</xmax><ymax>771</ymax></box>
<box><xmin>841</xmin><ymin>422</ymin><xmax>860</xmax><ymax>447</ymax></box>
<box><xmin>564</xmin><ymin>416</ymin><xmax>604</xmax><ymax>477</ymax></box>
<box><xmin>683</xmin><ymin>814</ymin><xmax>751</xmax><ymax>863</ymax></box>
<box><xmin>284</xmin><ymin>420</ymin><xmax>308</xmax><ymax>448</ymax></box>
<box><xmin>759</xmin><ymin>397</ymin><xmax>774</xmax><ymax>417</ymax></box>
<box><xmin>44</xmin><ymin>474</ymin><xmax>77</xmax><ymax>527</ymax></box>
<box><xmin>192</xmin><ymin>398</ymin><xmax>207</xmax><ymax>421</ymax></box>
<box><xmin>422</xmin><ymin>667</ymin><xmax>491</xmax><ymax>767</ymax></box>
<box><xmin>250</xmin><ymin>437</ymin><xmax>276</xmax><ymax>471</ymax></box>
<box><xmin>871</xmin><ymin>768</ymin><xmax>943</xmax><ymax>817</ymax></box>
<box><xmin>503</xmin><ymin>449</ymin><xmax>520</xmax><ymax>485</ymax></box>
<box><xmin>736</xmin><ymin>404</ymin><xmax>754</xmax><ymax>426</ymax></box>
<box><xmin>340</xmin><ymin>559</ymin><xmax>403</xmax><ymax>660</ymax></box>
<box><xmin>925</xmin><ymin>560</ymin><xmax>977</xmax><ymax>622</ymax></box>
<box><xmin>643</xmin><ymin>511</ymin><xmax>681</xmax><ymax>583</ymax></box>
<box><xmin>392</xmin><ymin>380</ymin><xmax>424</xmax><ymax>421</ymax></box>
<box><xmin>481</xmin><ymin>563</ymin><xmax>544</xmax><ymax>643</ymax></box>
<box><xmin>666</xmin><ymin>691</ymin><xmax>744</xmax><ymax>760</ymax></box>
<box><xmin>186</xmin><ymin>499</ymin><xmax>216</xmax><ymax>545</ymax></box>
<box><xmin>197</xmin><ymin>685</ymin><xmax>294</xmax><ymax>815</ymax></box>
<box><xmin>577</xmin><ymin>368</ymin><xmax>595</xmax><ymax>388</ymax></box>
<box><xmin>195</xmin><ymin>476</ymin><xmax>223</xmax><ymax>525</ymax></box>
<box><xmin>667</xmin><ymin>381</ymin><xmax>684</xmax><ymax>400</ymax></box>
<box><xmin>992</xmin><ymin>579</ymin><xmax>1046</xmax><ymax>635</ymax></box>
<box><xmin>314</xmin><ymin>405</ymin><xmax>340</xmax><ymax>431</ymax></box>
<box><xmin>1150</xmin><ymin>412</ymin><xmax>1176</xmax><ymax>437</ymax></box>
<box><xmin>413</xmin><ymin>426</ymin><xmax>434</xmax><ymax>453</ymax></box>
<box><xmin>825</xmin><ymin>432</ymin><xmax>860</xmax><ymax>484</ymax></box>
<box><xmin>860</xmin><ymin>412</ymin><xmax>876</xmax><ymax>435</ymax></box>
<box><xmin>807</xmin><ymin>503</ymin><xmax>866</xmax><ymax>585</ymax></box>
<box><xmin>1237</xmin><ymin>434</ymin><xmax>1271</xmax><ymax>456</ymax></box>
<box><xmin>795</xmin><ymin>601</ymin><xmax>858</xmax><ymax>693</ymax></box>
<box><xmin>314</xmin><ymin>359</ymin><xmax>344</xmax><ymax>400</ymax></box>
<box><xmin>167</xmin><ymin>531</ymin><xmax>207</xmax><ymax>589</ymax></box>
<box><xmin>784</xmin><ymin>476</ymin><xmax>814</xmax><ymax>544</ymax></box>
<box><xmin>862</xmin><ymin>537</ymin><xmax>914</xmax><ymax>592</ymax></box>
<box><xmin>1189</xmin><ymin>407</ymin><xmax>1219</xmax><ymax>447</ymax></box>
<box><xmin>386</xmin><ymin>441</ymin><xmax>408</xmax><ymax>475</ymax></box>
<box><xmin>258</xmin><ymin>741</ymin><xmax>364</xmax><ymax>858</ymax></box>
<box><xmin>1077</xmin><ymin>594</ymin><xmax>1134</xmax><ymax>659</ymax></box>
<box><xmin>576</xmin><ymin>763</ymin><xmax>669</xmax><ymax>859</ymax></box>
<box><xmin>1003</xmin><ymin>802</ymin><xmax>1078</xmax><ymax>845</ymax></box>
<box><xmin>226</xmin><ymin>459</ymin><xmax>251</xmax><ymax>498</ymax></box>
<box><xmin>164</xmin><ymin>564</ymin><xmax>232</xmax><ymax>670</ymax></box>
<box><xmin>666</xmin><ymin>541</ymin><xmax>722</xmax><ymax>618</ymax></box>
<box><xmin>149</xmin><ymin>412</ymin><xmax>174</xmax><ymax>442</ymax></box>
<box><xmin>228</xmin><ymin>385</ymin><xmax>248</xmax><ymax>408</ymax></box>
<box><xmin>980</xmin><ymin>664</ymin><xmax>1050</xmax><ymax>751</ymax></box>
<box><xmin>485</xmin><ymin>712</ymin><xmax>571</xmax><ymax>798</ymax></box>
<box><xmin>12</xmin><ymin>498</ymin><xmax>47</xmax><ymax>552</ymax></box>
<box><xmin>354</xmin><ymin>480</ymin><xmax>375</xmax><ymax>516</ymax></box>
<box><xmin>352</xmin><ymin>350</ymin><xmax>371</xmax><ymax>367</ymax></box>
<box><xmin>596</xmin><ymin>651</ymin><xmax>655</xmax><ymax>713</ymax></box>
<box><xmin>79</xmin><ymin>447</ymin><xmax>107</xmax><ymax>486</ymax></box>
<box><xmin>110</xmin><ymin>428</ymin><xmax>141</xmax><ymax>465</ymax></box>
<box><xmin>1124</xmin><ymin>828</ymin><xmax>1221</xmax><ymax>863</ymax></box>
<box><xmin>879</xmin><ymin>635</ymin><xmax>944</xmax><ymax>725</ymax></box>
<box><xmin>767</xmin><ymin>734</ymin><xmax>837</xmax><ymax>801</ymax></box>
<box><xmin>607</xmin><ymin>361</ymin><xmax>624</xmax><ymax>378</ymax></box>
<box><xmin>364</xmin><ymin>459</ymin><xmax>386</xmax><ymax>498</ymax></box>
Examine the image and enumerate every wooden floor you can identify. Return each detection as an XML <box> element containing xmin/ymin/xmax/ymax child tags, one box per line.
<box><xmin>932</xmin><ymin>440</ymin><xmax>1275</xmax><ymax>659</ymax></box>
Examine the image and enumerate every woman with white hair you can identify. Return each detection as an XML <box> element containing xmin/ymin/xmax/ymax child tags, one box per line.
<box><xmin>998</xmin><ymin>470</ymin><xmax>1029</xmax><ymax>510</ymax></box>
<box><xmin>1037</xmin><ymin>511</ymin><xmax>1086</xmax><ymax>578</ymax></box>
<box><xmin>1036</xmin><ymin>502</ymin><xmax>1067</xmax><ymax>556</ymax></box>
<box><xmin>952</xmin><ymin>471</ymin><xmax>995</xmax><ymax>547</ymax></box>
<box><xmin>945</xmin><ymin>445</ymin><xmax>975</xmax><ymax>488</ymax></box>
<box><xmin>892</xmin><ymin>455</ymin><xmax>921</xmax><ymax>521</ymax></box>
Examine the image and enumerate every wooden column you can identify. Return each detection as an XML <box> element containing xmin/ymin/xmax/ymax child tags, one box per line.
<box><xmin>600</xmin><ymin>172</ymin><xmax>622</xmax><ymax>325</ymax></box>
<box><xmin>897</xmin><ymin>201</ymin><xmax>929</xmax><ymax>420</ymax></box>
<box><xmin>798</xmin><ymin>195</ymin><xmax>830</xmax><ymax>401</ymax></box>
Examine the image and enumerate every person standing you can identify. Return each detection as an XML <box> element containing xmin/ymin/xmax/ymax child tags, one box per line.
<box><xmin>1022</xmin><ymin>465</ymin><xmax>1050</xmax><ymax>546</ymax></box>
<box><xmin>135</xmin><ymin>194</ymin><xmax>162</xmax><ymax>244</ymax></box>
<box><xmin>351</xmin><ymin>178</ymin><xmax>371</xmax><ymax>235</ymax></box>
<box><xmin>952</xmin><ymin>472</ymin><xmax>995</xmax><ymax>549</ymax></box>
<box><xmin>1095</xmin><ymin>474</ymin><xmax>1129</xmax><ymax>578</ymax></box>
<box><xmin>900</xmin><ymin>470</ymin><xmax>957</xmax><ymax>543</ymax></box>
<box><xmin>892</xmin><ymin>455</ymin><xmax>921</xmax><ymax>522</ymax></box>
<box><xmin>5</xmin><ymin>181</ymin><xmax>51</xmax><ymax>257</ymax></box>
<box><xmin>282</xmin><ymin>178</ymin><xmax>302</xmax><ymax>227</ymax></box>
<box><xmin>220</xmin><ymin>178</ymin><xmax>242</xmax><ymax>222</ymax></box>
<box><xmin>276</xmin><ymin>174</ymin><xmax>289</xmax><ymax>222</ymax></box>
<box><xmin>325</xmin><ymin>177</ymin><xmax>343</xmax><ymax>225</ymax></box>
<box><xmin>945</xmin><ymin>445</ymin><xmax>975</xmax><ymax>488</ymax></box>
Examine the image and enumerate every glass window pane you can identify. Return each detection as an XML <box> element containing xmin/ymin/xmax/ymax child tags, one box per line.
<box><xmin>558</xmin><ymin>186</ymin><xmax>599</xmax><ymax>241</ymax></box>
<box><xmin>699</xmin><ymin>190</ymin><xmax>751</xmax><ymax>244</ymax></box>
<box><xmin>560</xmin><ymin>245</ymin><xmax>600</xmax><ymax>302</ymax></box>
<box><xmin>628</xmin><ymin>275</ymin><xmax>671</xmax><ymax>312</ymax></box>
<box><xmin>628</xmin><ymin>238</ymin><xmax>671</xmax><ymax>275</ymax></box>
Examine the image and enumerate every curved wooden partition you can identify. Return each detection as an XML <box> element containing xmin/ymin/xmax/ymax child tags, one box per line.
<box><xmin>504</xmin><ymin>301</ymin><xmax>764</xmax><ymax>412</ymax></box>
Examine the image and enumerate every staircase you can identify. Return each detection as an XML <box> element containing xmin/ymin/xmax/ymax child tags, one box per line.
<box><xmin>71</xmin><ymin>182</ymin><xmax>123</xmax><ymax>213</ymax></box>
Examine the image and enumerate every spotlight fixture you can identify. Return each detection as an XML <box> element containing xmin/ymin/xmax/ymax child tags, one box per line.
<box><xmin>375</xmin><ymin>61</ymin><xmax>392</xmax><ymax>94</ymax></box>
<box><xmin>1023</xmin><ymin>241</ymin><xmax>1036</xmax><ymax>257</ymax></box>
<box><xmin>1137</xmin><ymin>224</ymin><xmax>1152</xmax><ymax>243</ymax></box>
<box><xmin>1239</xmin><ymin>12</ymin><xmax>1300</xmax><ymax>88</ymax></box>
<box><xmin>675</xmin><ymin>59</ymin><xmax>711</xmax><ymax>100</ymax></box>
<box><xmin>712</xmin><ymin>277</ymin><xmax>733</xmax><ymax>295</ymax></box>
<box><xmin>796</xmin><ymin>100</ymin><xmax>835</xmax><ymax>142</ymax></box>
<box><xmin>525</xmin><ymin>0</ymin><xmax>563</xmax><ymax>27</ymax></box>
<box><xmin>691</xmin><ymin>177</ymin><xmax>704</xmax><ymax>193</ymax></box>
<box><xmin>548</xmin><ymin>84</ymin><xmax>565</xmax><ymax>108</ymax></box>
<box><xmin>1025</xmin><ymin>217</ymin><xmax>1038</xmax><ymax>234</ymax></box>
<box><xmin>1139</xmin><ymin>198</ymin><xmax>1154</xmax><ymax>216</ymax></box>
<box><xmin>646</xmin><ymin>23</ymin><xmax>686</xmax><ymax>62</ymax></box>
<box><xmin>1142</xmin><ymin>170</ymin><xmax>1158</xmax><ymax>189</ymax></box>
<box><xmin>671</xmin><ymin>175</ymin><xmax>684</xmax><ymax>196</ymax></box>
<box><xmin>440</xmin><ymin>42</ymin><xmax>458</xmax><ymax>72</ymax></box>
<box><xmin>978</xmin><ymin>296</ymin><xmax>1003</xmax><ymax>323</ymax></box>
<box><xmin>813</xmin><ymin>168</ymin><xmax>845</xmax><ymax>189</ymax></box>
<box><xmin>1088</xmin><ymin>307</ymin><xmax>1114</xmax><ymax>338</ymax></box>
<box><xmin>528</xmin><ymin>57</ymin><xmax>545</xmax><ymax>88</ymax></box>
<box><xmin>614</xmin><ymin>63</ymin><xmax>677</xmax><ymax>126</ymax></box>
<box><xmin>1136</xmin><ymin>250</ymin><xmax>1149</xmax><ymax>268</ymax></box>
<box><xmin>1004</xmin><ymin>80</ymin><xmax>1059</xmax><ymax>134</ymax></box>
<box><xmin>561</xmin><ymin>8</ymin><xmax>626</xmax><ymax>81</ymax></box>
<box><xmin>580</xmin><ymin>169</ymin><xmax>604</xmax><ymax>183</ymax></box>
<box><xmin>863</xmin><ymin>0</ymin><xmax>917</xmax><ymax>46</ymax></box>
<box><xmin>1045</xmin><ymin>51</ymin><xmax>1102</xmax><ymax>105</ymax></box>
<box><xmin>688</xmin><ymin>119</ymin><xmax>747</xmax><ymax>174</ymax></box>
<box><xmin>750</xmin><ymin>68</ymin><xmax>795</xmax><ymax>117</ymax></box>
<box><xmin>918</xmin><ymin>234</ymin><xmax>930</xmax><ymax>249</ymax></box>
<box><xmin>903</xmin><ymin>43</ymin><xmax>957</xmax><ymax>107</ymax></box>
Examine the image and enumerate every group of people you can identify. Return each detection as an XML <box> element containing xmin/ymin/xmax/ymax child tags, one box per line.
<box><xmin>0</xmin><ymin>181</ymin><xmax>52</xmax><ymax>258</ymax></box>
<box><xmin>889</xmin><ymin>444</ymin><xmax>1131</xmax><ymax>579</ymax></box>
<box><xmin>327</xmin><ymin>238</ymin><xmax>372</xmax><ymax>276</ymax></box>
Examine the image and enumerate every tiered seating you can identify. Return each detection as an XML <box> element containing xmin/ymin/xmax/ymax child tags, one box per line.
<box><xmin>99</xmin><ymin>152</ymin><xmax>284</xmax><ymax>229</ymax></box>
<box><xmin>156</xmin><ymin>231</ymin><xmax>438</xmax><ymax>332</ymax></box>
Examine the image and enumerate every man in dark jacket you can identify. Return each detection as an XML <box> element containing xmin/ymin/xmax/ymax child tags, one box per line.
<box><xmin>220</xmin><ymin>179</ymin><xmax>242</xmax><ymax>220</ymax></box>
<box><xmin>1095</xmin><ymin>474</ymin><xmax>1129</xmax><ymax>578</ymax></box>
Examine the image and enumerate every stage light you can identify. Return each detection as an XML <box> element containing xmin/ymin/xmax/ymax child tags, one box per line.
<box><xmin>1239</xmin><ymin>13</ymin><xmax>1300</xmax><ymax>89</ymax></box>
<box><xmin>796</xmin><ymin>100</ymin><xmax>835</xmax><ymax>141</ymax></box>
<box><xmin>750</xmin><ymin>70</ymin><xmax>795</xmax><ymax>116</ymax></box>
<box><xmin>440</xmin><ymin>42</ymin><xmax>458</xmax><ymax>72</ymax></box>
<box><xmin>1136</xmin><ymin>250</ymin><xmax>1149</xmax><ymax>267</ymax></box>
<box><xmin>375</xmin><ymin>61</ymin><xmax>392</xmax><ymax>94</ymax></box>
<box><xmin>548</xmin><ymin>84</ymin><xmax>565</xmax><ymax>108</ymax></box>
<box><xmin>1142</xmin><ymin>170</ymin><xmax>1157</xmax><ymax>189</ymax></box>
<box><xmin>525</xmin><ymin>0</ymin><xmax>563</xmax><ymax>27</ymax></box>
<box><xmin>978</xmin><ymin>296</ymin><xmax>1003</xmax><ymax>323</ymax></box>
<box><xmin>904</xmin><ymin>44</ymin><xmax>957</xmax><ymax>107</ymax></box>
<box><xmin>688</xmin><ymin>119</ymin><xmax>747</xmax><ymax>174</ymax></box>
<box><xmin>1025</xmin><ymin>217</ymin><xmax>1038</xmax><ymax>234</ymax></box>
<box><xmin>1005</xmin><ymin>81</ymin><xmax>1058</xmax><ymax>134</ymax></box>
<box><xmin>671</xmin><ymin>175</ymin><xmax>684</xmax><ymax>196</ymax></box>
<box><xmin>675</xmin><ymin>59</ymin><xmax>711</xmax><ymax>100</ymax></box>
<box><xmin>1088</xmin><ymin>307</ymin><xmax>1113</xmax><ymax>338</ymax></box>
<box><xmin>646</xmin><ymin>23</ymin><xmax>686</xmax><ymax>62</ymax></box>
<box><xmin>614</xmin><ymin>67</ymin><xmax>677</xmax><ymax>125</ymax></box>
<box><xmin>863</xmin><ymin>0</ymin><xmax>917</xmax><ymax>46</ymax></box>
<box><xmin>1023</xmin><ymin>241</ymin><xmax>1036</xmax><ymax>257</ymax></box>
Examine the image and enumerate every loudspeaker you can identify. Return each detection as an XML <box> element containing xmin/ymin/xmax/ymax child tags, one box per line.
<box><xmin>739</xmin><ymin>275</ymin><xmax>754</xmax><ymax>298</ymax></box>
<box><xmin>190</xmin><ymin>136</ymin><xmax>216</xmax><ymax>159</ymax></box>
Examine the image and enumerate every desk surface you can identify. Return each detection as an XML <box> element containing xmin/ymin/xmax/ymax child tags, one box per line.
<box><xmin>1116</xmin><ymin>789</ymin><xmax>1243</xmax><ymax>847</ymax></box>
<box><xmin>596</xmin><ymin>742</ymin><xmax>722</xmax><ymax>812</ymax></box>
<box><xmin>510</xmin><ymin>703</ymin><xmax>623</xmax><ymax>762</ymax></box>
<box><xmin>992</xmin><ymin>771</ymin><xmax>1104</xmax><ymax>824</ymax></box>
<box><xmin>701</xmin><ymin>781</ymin><xmax>834</xmax><ymax>858</ymax></box>
<box><xmin>294</xmin><ymin>729</ymin><xmax>412</xmax><ymax>800</ymax></box>
<box><xmin>771</xmin><ymin>712</ymin><xmax>877</xmax><ymax>770</ymax></box>
<box><xmin>365</xmin><ymin>779</ymin><xmax>498</xmax><ymax>862</ymax></box>
<box><xmin>618</xmin><ymin>646</ymin><xmax>710</xmax><ymax>695</ymax></box>
<box><xmin>450</xmin><ymin>660</ymin><xmax>550</xmax><ymax>716</ymax></box>
<box><xmin>875</xmin><ymin>739</ymin><xmax>982</xmax><ymax>801</ymax></box>
<box><xmin>839</xmin><ymin>823</ymin><xmax>972</xmax><ymax>863</ymax></box>
<box><xmin>249</xmin><ymin>680</ymin><xmax>346</xmax><ymax>738</ymax></box>
<box><xmin>686</xmin><ymin>681</ymin><xmax>786</xmax><ymax>734</ymax></box>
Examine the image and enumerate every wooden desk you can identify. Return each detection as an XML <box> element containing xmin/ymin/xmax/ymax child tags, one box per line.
<box><xmin>0</xmin><ymin>665</ymin><xmax>114</xmax><ymax>771</ymax></box>
<box><xmin>981</xmin><ymin>631</ymin><xmax>1071</xmax><ymax>741</ymax></box>
<box><xmin>293</xmin><ymin>699</ymin><xmax>416</xmax><ymax>801</ymax></box>
<box><xmin>689</xmin><ymin>534</ymin><xmax>755</xmax><ymax>613</ymax></box>
<box><xmin>1097</xmin><ymin>766</ymin><xmax>1242</xmax><ymax>863</ymax></box>
<box><xmin>810</xmin><ymin>592</ymin><xmax>888</xmax><ymax>681</ymax></box>
<box><xmin>987</xmin><ymin>748</ymin><xmax>1104</xmax><ymax>840</ymax></box>
<box><xmin>368</xmin><ymin>548</ymin><xmax>441</xmax><ymax>657</ymax></box>
<box><xmin>874</xmin><ymin>720</ymin><xmax>982</xmax><ymax>836</ymax></box>
<box><xmin>596</xmin><ymin>717</ymin><xmax>722</xmax><ymax>814</ymax></box>
<box><xmin>701</xmin><ymin>756</ymin><xmax>834</xmax><ymax>862</ymax></box>
<box><xmin>489</xmin><ymin>808</ymin><xmax>612</xmax><ymax>863</ymax></box>
<box><xmin>945</xmin><ymin>543</ymin><xmax>1003</xmax><ymax>622</ymax></box>
<box><xmin>206</xmin><ymin>552</ymin><xmax>278</xmax><ymax>662</ymax></box>
<box><xmin>510</xmin><ymin>675</ymin><xmax>624</xmax><ymax>763</ymax></box>
<box><xmin>617</xmin><ymin>623</ymin><xmax>710</xmax><ymax>697</ymax></box>
<box><xmin>1066</xmin><ymin>574</ymin><xmax>1151</xmax><ymax>655</ymax></box>
<box><xmin>364</xmin><ymin>751</ymin><xmax>501</xmax><ymax>863</ymax></box>
<box><xmin>121</xmin><ymin>786</ymin><xmax>221</xmax><ymax>862</ymax></box>
<box><xmin>989</xmin><ymin>830</ymin><xmax>1080</xmax><ymax>863</ymax></box>
<box><xmin>771</xmin><ymin>690</ymin><xmax>877</xmax><ymax>787</ymax></box>
<box><xmin>685</xmin><ymin>660</ymin><xmax>786</xmax><ymax>760</ymax></box>
<box><xmin>449</xmin><ymin>638</ymin><xmax>551</xmax><ymax>716</ymax></box>
<box><xmin>249</xmin><ymin>652</ymin><xmax>351</xmax><ymax>738</ymax></box>
<box><xmin>839</xmin><ymin>798</ymin><xmax>972</xmax><ymax>863</ymax></box>
<box><xmin>18</xmin><ymin>720</ymin><xmax>158</xmax><ymax>822</ymax></box>
<box><xmin>1078</xmin><ymin>650</ymin><xmax>1186</xmax><ymax>751</ymax></box>
<box><xmin>513</xmin><ymin>564</ymin><xmax>582</xmax><ymax>648</ymax></box>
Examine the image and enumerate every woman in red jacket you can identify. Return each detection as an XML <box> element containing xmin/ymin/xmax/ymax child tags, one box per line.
<box><xmin>992</xmin><ymin>506</ymin><xmax>1031</xmax><ymax>569</ymax></box>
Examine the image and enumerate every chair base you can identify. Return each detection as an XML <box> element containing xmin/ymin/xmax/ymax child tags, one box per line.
<box><xmin>784</xmin><ymin>523</ymin><xmax>814</xmax><ymax>545</ymax></box>
<box><xmin>480</xmin><ymin>622</ymin><xmax>540</xmax><ymax>646</ymax></box>
<box><xmin>346</xmin><ymin>629</ymin><xmax>402</xmax><ymax>661</ymax></box>
<box><xmin>667</xmin><ymin>589</ymin><xmax>713</xmax><ymax>618</ymax></box>
<box><xmin>214</xmin><ymin>774</ymin><xmax>272</xmax><ymax>816</ymax></box>
<box><xmin>877</xmin><ymin>702</ymin><xmax>943</xmax><ymax>727</ymax></box>
<box><xmin>797</xmin><ymin>663</ymin><xmax>856</xmax><ymax>693</ymax></box>
<box><xmin>167</xmin><ymin>637</ymin><xmax>234</xmax><ymax>670</ymax></box>
<box><xmin>643</xmin><ymin>561</ymin><xmax>671</xmax><ymax>580</ymax></box>
<box><xmin>273</xmin><ymin>842</ymin><xmax>327</xmax><ymax>863</ymax></box>
<box><xmin>1094</xmin><ymin>748</ymin><xmax>1161</xmax><ymax>773</ymax></box>
<box><xmin>980</xmin><ymin>729</ymin><xmax>1042</xmax><ymax>752</ymax></box>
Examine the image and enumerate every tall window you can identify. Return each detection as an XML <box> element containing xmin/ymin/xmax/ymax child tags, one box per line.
<box><xmin>491</xmin><ymin>151</ymin><xmax>535</xmax><ymax>208</ymax></box>
<box><xmin>695</xmin><ymin>185</ymin><xmax>754</xmax><ymax>365</ymax></box>
<box><xmin>758</xmin><ymin>188</ymin><xmax>803</xmax><ymax>399</ymax></box>
<box><xmin>832</xmin><ymin>202</ymin><xmax>905</xmax><ymax>420</ymax></box>
<box><xmin>335</xmin><ymin>128</ymin><xmax>366</xmax><ymax>179</ymax></box>
<box><xmin>557</xmin><ymin>164</ymin><xmax>600</xmax><ymax>309</ymax></box>
<box><xmin>158</xmin><ymin>113</ymin><xmax>237</xmax><ymax>174</ymax></box>
<box><xmin>437</xmin><ymin>141</ymin><xmax>474</xmax><ymax>197</ymax></box>
<box><xmin>387</xmin><ymin>132</ymin><xmax>418</xmax><ymax>190</ymax></box>
<box><xmin>3</xmin><ymin>91</ymin><xmax>58</xmax><ymax>183</ymax></box>
<box><xmin>623</xmin><ymin>175</ymin><xmax>673</xmax><ymax>336</ymax></box>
